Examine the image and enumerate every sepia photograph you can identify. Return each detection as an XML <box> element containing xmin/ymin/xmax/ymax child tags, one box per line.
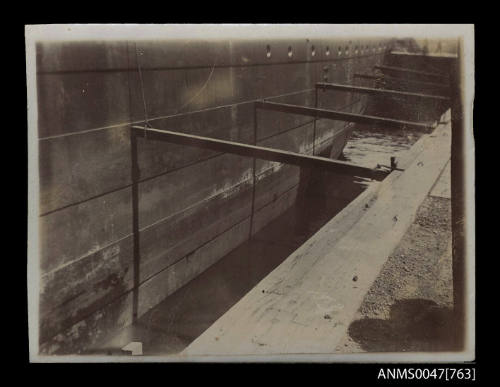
<box><xmin>26</xmin><ymin>24</ymin><xmax>475</xmax><ymax>363</ymax></box>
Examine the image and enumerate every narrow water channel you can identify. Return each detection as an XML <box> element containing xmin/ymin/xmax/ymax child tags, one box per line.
<box><xmin>94</xmin><ymin>124</ymin><xmax>424</xmax><ymax>356</ymax></box>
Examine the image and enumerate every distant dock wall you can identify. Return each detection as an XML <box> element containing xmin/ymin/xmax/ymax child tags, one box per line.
<box><xmin>36</xmin><ymin>37</ymin><xmax>392</xmax><ymax>354</ymax></box>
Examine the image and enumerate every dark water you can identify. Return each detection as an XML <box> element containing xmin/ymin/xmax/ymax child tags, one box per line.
<box><xmin>94</xmin><ymin>125</ymin><xmax>424</xmax><ymax>356</ymax></box>
<box><xmin>342</xmin><ymin>125</ymin><xmax>422</xmax><ymax>168</ymax></box>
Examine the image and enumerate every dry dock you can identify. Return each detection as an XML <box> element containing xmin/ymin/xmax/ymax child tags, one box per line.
<box><xmin>338</xmin><ymin>161</ymin><xmax>453</xmax><ymax>352</ymax></box>
<box><xmin>30</xmin><ymin>32</ymin><xmax>469</xmax><ymax>359</ymax></box>
<box><xmin>182</xmin><ymin>110</ymin><xmax>452</xmax><ymax>358</ymax></box>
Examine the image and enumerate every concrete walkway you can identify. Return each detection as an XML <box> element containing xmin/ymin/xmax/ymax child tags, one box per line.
<box><xmin>181</xmin><ymin>111</ymin><xmax>452</xmax><ymax>360</ymax></box>
<box><xmin>430</xmin><ymin>159</ymin><xmax>451</xmax><ymax>199</ymax></box>
<box><xmin>336</xmin><ymin>165</ymin><xmax>454</xmax><ymax>352</ymax></box>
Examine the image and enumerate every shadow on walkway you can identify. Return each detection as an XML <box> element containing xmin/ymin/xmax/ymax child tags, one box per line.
<box><xmin>348</xmin><ymin>298</ymin><xmax>461</xmax><ymax>352</ymax></box>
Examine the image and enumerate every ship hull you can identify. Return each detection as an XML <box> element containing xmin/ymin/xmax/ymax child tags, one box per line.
<box><xmin>36</xmin><ymin>37</ymin><xmax>392</xmax><ymax>353</ymax></box>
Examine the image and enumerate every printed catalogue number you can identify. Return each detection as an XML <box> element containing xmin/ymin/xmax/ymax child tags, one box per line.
<box><xmin>378</xmin><ymin>368</ymin><xmax>476</xmax><ymax>381</ymax></box>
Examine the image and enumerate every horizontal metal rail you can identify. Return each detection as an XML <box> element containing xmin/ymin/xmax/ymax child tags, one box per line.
<box><xmin>315</xmin><ymin>82</ymin><xmax>449</xmax><ymax>101</ymax></box>
<box><xmin>390</xmin><ymin>51</ymin><xmax>458</xmax><ymax>59</ymax></box>
<box><xmin>353</xmin><ymin>73</ymin><xmax>450</xmax><ymax>91</ymax></box>
<box><xmin>353</xmin><ymin>73</ymin><xmax>383</xmax><ymax>80</ymax></box>
<box><xmin>374</xmin><ymin>65</ymin><xmax>449</xmax><ymax>83</ymax></box>
<box><xmin>131</xmin><ymin>126</ymin><xmax>388</xmax><ymax>180</ymax></box>
<box><xmin>254</xmin><ymin>101</ymin><xmax>434</xmax><ymax>131</ymax></box>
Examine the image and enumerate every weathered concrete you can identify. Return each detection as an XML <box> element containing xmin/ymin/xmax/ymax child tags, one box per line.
<box><xmin>430</xmin><ymin>160</ymin><xmax>451</xmax><ymax>199</ymax></box>
<box><xmin>182</xmin><ymin>110</ymin><xmax>451</xmax><ymax>357</ymax></box>
<box><xmin>39</xmin><ymin>125</ymin><xmax>132</xmax><ymax>214</ymax></box>
<box><xmin>36</xmin><ymin>38</ymin><xmax>393</xmax><ymax>354</ymax></box>
<box><xmin>337</xmin><ymin>169</ymin><xmax>454</xmax><ymax>353</ymax></box>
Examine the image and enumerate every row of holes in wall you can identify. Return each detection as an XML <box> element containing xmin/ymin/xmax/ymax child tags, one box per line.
<box><xmin>265</xmin><ymin>43</ymin><xmax>389</xmax><ymax>58</ymax></box>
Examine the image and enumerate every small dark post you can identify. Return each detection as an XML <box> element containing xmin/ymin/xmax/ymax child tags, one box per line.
<box><xmin>390</xmin><ymin>156</ymin><xmax>397</xmax><ymax>171</ymax></box>
<box><xmin>249</xmin><ymin>104</ymin><xmax>258</xmax><ymax>239</ymax></box>
<box><xmin>450</xmin><ymin>39</ymin><xmax>466</xmax><ymax>349</ymax></box>
<box><xmin>312</xmin><ymin>87</ymin><xmax>318</xmax><ymax>155</ymax></box>
<box><xmin>130</xmin><ymin>128</ymin><xmax>141</xmax><ymax>323</ymax></box>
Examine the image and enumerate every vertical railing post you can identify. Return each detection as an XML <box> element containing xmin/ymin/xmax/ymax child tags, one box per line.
<box><xmin>130</xmin><ymin>127</ymin><xmax>141</xmax><ymax>323</ymax></box>
<box><xmin>249</xmin><ymin>104</ymin><xmax>258</xmax><ymax>240</ymax></box>
<box><xmin>312</xmin><ymin>87</ymin><xmax>318</xmax><ymax>155</ymax></box>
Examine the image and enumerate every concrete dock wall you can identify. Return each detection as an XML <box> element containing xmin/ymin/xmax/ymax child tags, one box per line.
<box><xmin>183</xmin><ymin>110</ymin><xmax>453</xmax><ymax>357</ymax></box>
<box><xmin>36</xmin><ymin>38</ymin><xmax>392</xmax><ymax>354</ymax></box>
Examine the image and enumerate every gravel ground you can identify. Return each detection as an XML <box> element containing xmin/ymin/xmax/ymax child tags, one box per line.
<box><xmin>336</xmin><ymin>195</ymin><xmax>458</xmax><ymax>352</ymax></box>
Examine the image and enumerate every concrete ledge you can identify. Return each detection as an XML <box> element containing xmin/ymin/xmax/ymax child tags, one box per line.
<box><xmin>182</xmin><ymin>110</ymin><xmax>451</xmax><ymax>358</ymax></box>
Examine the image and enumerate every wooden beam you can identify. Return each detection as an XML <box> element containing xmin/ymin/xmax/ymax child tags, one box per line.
<box><xmin>315</xmin><ymin>82</ymin><xmax>449</xmax><ymax>101</ymax></box>
<box><xmin>131</xmin><ymin>126</ymin><xmax>388</xmax><ymax>180</ymax></box>
<box><xmin>183</xmin><ymin>114</ymin><xmax>452</xmax><ymax>358</ymax></box>
<box><xmin>353</xmin><ymin>73</ymin><xmax>450</xmax><ymax>94</ymax></box>
<box><xmin>390</xmin><ymin>51</ymin><xmax>458</xmax><ymax>59</ymax></box>
<box><xmin>353</xmin><ymin>73</ymin><xmax>382</xmax><ymax>80</ymax></box>
<box><xmin>255</xmin><ymin>101</ymin><xmax>434</xmax><ymax>131</ymax></box>
<box><xmin>374</xmin><ymin>65</ymin><xmax>449</xmax><ymax>83</ymax></box>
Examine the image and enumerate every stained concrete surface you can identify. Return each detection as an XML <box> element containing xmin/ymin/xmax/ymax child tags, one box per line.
<box><xmin>90</xmin><ymin>125</ymin><xmax>429</xmax><ymax>356</ymax></box>
<box><xmin>430</xmin><ymin>160</ymin><xmax>451</xmax><ymax>199</ymax></box>
<box><xmin>93</xmin><ymin>170</ymin><xmax>369</xmax><ymax>355</ymax></box>
<box><xmin>37</xmin><ymin>39</ymin><xmax>393</xmax><ymax>353</ymax></box>
<box><xmin>183</xmin><ymin>117</ymin><xmax>451</xmax><ymax>356</ymax></box>
<box><xmin>337</xmin><ymin>168</ymin><xmax>455</xmax><ymax>352</ymax></box>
